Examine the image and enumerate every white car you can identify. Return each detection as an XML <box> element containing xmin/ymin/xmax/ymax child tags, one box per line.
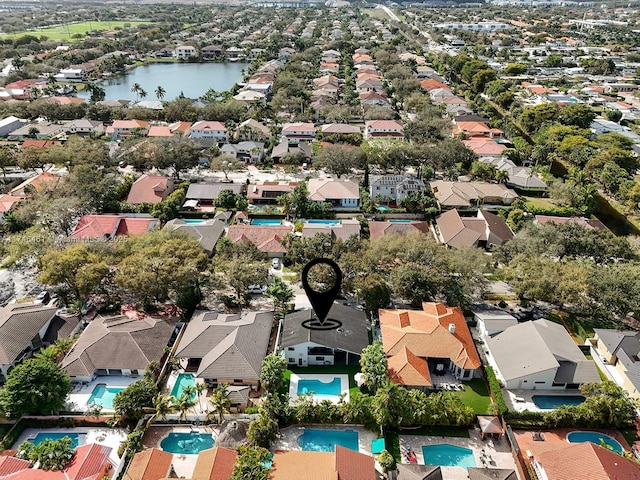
<box><xmin>248</xmin><ymin>285</ymin><xmax>266</xmax><ymax>294</ymax></box>
<box><xmin>271</xmin><ymin>258</ymin><xmax>281</xmax><ymax>269</ymax></box>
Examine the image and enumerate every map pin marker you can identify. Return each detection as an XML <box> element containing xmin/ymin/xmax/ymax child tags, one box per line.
<box><xmin>301</xmin><ymin>258</ymin><xmax>342</xmax><ymax>326</ymax></box>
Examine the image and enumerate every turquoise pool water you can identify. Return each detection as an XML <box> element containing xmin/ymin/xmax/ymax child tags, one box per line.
<box><xmin>422</xmin><ymin>444</ymin><xmax>476</xmax><ymax>468</ymax></box>
<box><xmin>388</xmin><ymin>219</ymin><xmax>414</xmax><ymax>223</ymax></box>
<box><xmin>307</xmin><ymin>219</ymin><xmax>340</xmax><ymax>225</ymax></box>
<box><xmin>298</xmin><ymin>429</ymin><xmax>359</xmax><ymax>452</ymax></box>
<box><xmin>30</xmin><ymin>433</ymin><xmax>83</xmax><ymax>449</ymax></box>
<box><xmin>87</xmin><ymin>384</ymin><xmax>125</xmax><ymax>409</ymax></box>
<box><xmin>376</xmin><ymin>205</ymin><xmax>392</xmax><ymax>212</ymax></box>
<box><xmin>532</xmin><ymin>395</ymin><xmax>585</xmax><ymax>409</ymax></box>
<box><xmin>171</xmin><ymin>373</ymin><xmax>197</xmax><ymax>400</ymax></box>
<box><xmin>297</xmin><ymin>378</ymin><xmax>342</xmax><ymax>396</ymax></box>
<box><xmin>251</xmin><ymin>219</ymin><xmax>282</xmax><ymax>226</ymax></box>
<box><xmin>567</xmin><ymin>431</ymin><xmax>623</xmax><ymax>454</ymax></box>
<box><xmin>160</xmin><ymin>432</ymin><xmax>214</xmax><ymax>454</ymax></box>
<box><xmin>183</xmin><ymin>219</ymin><xmax>206</xmax><ymax>225</ymax></box>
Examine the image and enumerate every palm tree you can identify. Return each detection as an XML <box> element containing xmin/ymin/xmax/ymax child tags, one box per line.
<box><xmin>494</xmin><ymin>169</ymin><xmax>510</xmax><ymax>184</ymax></box>
<box><xmin>139</xmin><ymin>88</ymin><xmax>148</xmax><ymax>101</ymax></box>
<box><xmin>145</xmin><ymin>394</ymin><xmax>176</xmax><ymax>428</ymax></box>
<box><xmin>195</xmin><ymin>382</ymin><xmax>207</xmax><ymax>413</ymax></box>
<box><xmin>131</xmin><ymin>82</ymin><xmax>142</xmax><ymax>102</ymax></box>
<box><xmin>175</xmin><ymin>392</ymin><xmax>196</xmax><ymax>423</ymax></box>
<box><xmin>155</xmin><ymin>85</ymin><xmax>166</xmax><ymax>101</ymax></box>
<box><xmin>208</xmin><ymin>384</ymin><xmax>231</xmax><ymax>424</ymax></box>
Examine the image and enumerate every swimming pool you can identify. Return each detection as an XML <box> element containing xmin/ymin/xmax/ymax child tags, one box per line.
<box><xmin>251</xmin><ymin>219</ymin><xmax>282</xmax><ymax>226</ymax></box>
<box><xmin>388</xmin><ymin>219</ymin><xmax>414</xmax><ymax>223</ymax></box>
<box><xmin>532</xmin><ymin>395</ymin><xmax>585</xmax><ymax>409</ymax></box>
<box><xmin>160</xmin><ymin>432</ymin><xmax>214</xmax><ymax>454</ymax></box>
<box><xmin>87</xmin><ymin>384</ymin><xmax>125</xmax><ymax>409</ymax></box>
<box><xmin>306</xmin><ymin>219</ymin><xmax>340</xmax><ymax>225</ymax></box>
<box><xmin>567</xmin><ymin>431</ymin><xmax>623</xmax><ymax>454</ymax></box>
<box><xmin>29</xmin><ymin>433</ymin><xmax>83</xmax><ymax>449</ymax></box>
<box><xmin>171</xmin><ymin>373</ymin><xmax>197</xmax><ymax>400</ymax></box>
<box><xmin>297</xmin><ymin>378</ymin><xmax>342</xmax><ymax>396</ymax></box>
<box><xmin>422</xmin><ymin>444</ymin><xmax>476</xmax><ymax>468</ymax></box>
<box><xmin>376</xmin><ymin>205</ymin><xmax>392</xmax><ymax>212</ymax></box>
<box><xmin>298</xmin><ymin>429</ymin><xmax>359</xmax><ymax>452</ymax></box>
<box><xmin>183</xmin><ymin>219</ymin><xmax>206</xmax><ymax>225</ymax></box>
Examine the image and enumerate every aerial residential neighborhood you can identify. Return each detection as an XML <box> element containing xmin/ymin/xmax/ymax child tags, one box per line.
<box><xmin>0</xmin><ymin>1</ymin><xmax>638</xmax><ymax>479</ymax></box>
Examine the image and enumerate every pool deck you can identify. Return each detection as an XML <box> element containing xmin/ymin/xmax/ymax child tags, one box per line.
<box><xmin>14</xmin><ymin>427</ymin><xmax>127</xmax><ymax>466</ymax></box>
<box><xmin>66</xmin><ymin>375</ymin><xmax>140</xmax><ymax>413</ymax></box>
<box><xmin>400</xmin><ymin>429</ymin><xmax>518</xmax><ymax>480</ymax></box>
<box><xmin>273</xmin><ymin>425</ymin><xmax>377</xmax><ymax>455</ymax></box>
<box><xmin>512</xmin><ymin>427</ymin><xmax>630</xmax><ymax>455</ymax></box>
<box><xmin>142</xmin><ymin>425</ymin><xmax>218</xmax><ymax>478</ymax></box>
<box><xmin>288</xmin><ymin>373</ymin><xmax>349</xmax><ymax>405</ymax></box>
<box><xmin>505</xmin><ymin>389</ymin><xmax>584</xmax><ymax>413</ymax></box>
<box><xmin>165</xmin><ymin>368</ymin><xmax>209</xmax><ymax>415</ymax></box>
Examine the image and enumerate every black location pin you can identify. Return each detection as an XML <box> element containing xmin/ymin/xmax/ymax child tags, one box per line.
<box><xmin>301</xmin><ymin>258</ymin><xmax>343</xmax><ymax>327</ymax></box>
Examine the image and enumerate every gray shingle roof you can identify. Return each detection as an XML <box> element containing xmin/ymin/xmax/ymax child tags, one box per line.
<box><xmin>281</xmin><ymin>304</ymin><xmax>370</xmax><ymax>355</ymax></box>
<box><xmin>468</xmin><ymin>468</ymin><xmax>517</xmax><ymax>480</ymax></box>
<box><xmin>397</xmin><ymin>464</ymin><xmax>443</xmax><ymax>480</ymax></box>
<box><xmin>175</xmin><ymin>310</ymin><xmax>273</xmax><ymax>382</ymax></box>
<box><xmin>61</xmin><ymin>315</ymin><xmax>178</xmax><ymax>377</ymax></box>
<box><xmin>0</xmin><ymin>303</ymin><xmax>58</xmax><ymax>365</ymax></box>
<box><xmin>186</xmin><ymin>183</ymin><xmax>243</xmax><ymax>201</ymax></box>
<box><xmin>164</xmin><ymin>218</ymin><xmax>226</xmax><ymax>255</ymax></box>
<box><xmin>487</xmin><ymin>319</ymin><xmax>600</xmax><ymax>384</ymax></box>
<box><xmin>594</xmin><ymin>328</ymin><xmax>640</xmax><ymax>390</ymax></box>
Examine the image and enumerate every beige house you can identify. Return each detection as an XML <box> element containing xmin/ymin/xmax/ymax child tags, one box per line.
<box><xmin>589</xmin><ymin>329</ymin><xmax>640</xmax><ymax>399</ymax></box>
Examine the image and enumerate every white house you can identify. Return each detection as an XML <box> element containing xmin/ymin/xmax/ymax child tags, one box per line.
<box><xmin>364</xmin><ymin>120</ymin><xmax>404</xmax><ymax>140</ymax></box>
<box><xmin>54</xmin><ymin>67</ymin><xmax>88</xmax><ymax>82</ymax></box>
<box><xmin>307</xmin><ymin>178</ymin><xmax>360</xmax><ymax>209</ymax></box>
<box><xmin>173</xmin><ymin>45</ymin><xmax>198</xmax><ymax>59</ymax></box>
<box><xmin>0</xmin><ymin>116</ymin><xmax>22</xmax><ymax>137</ymax></box>
<box><xmin>486</xmin><ymin>319</ymin><xmax>600</xmax><ymax>390</ymax></box>
<box><xmin>281</xmin><ymin>122</ymin><xmax>316</xmax><ymax>143</ymax></box>
<box><xmin>472</xmin><ymin>307</ymin><xmax>518</xmax><ymax>337</ymax></box>
<box><xmin>189</xmin><ymin>121</ymin><xmax>228</xmax><ymax>142</ymax></box>
<box><xmin>280</xmin><ymin>304</ymin><xmax>369</xmax><ymax>367</ymax></box>
<box><xmin>369</xmin><ymin>174</ymin><xmax>425</xmax><ymax>203</ymax></box>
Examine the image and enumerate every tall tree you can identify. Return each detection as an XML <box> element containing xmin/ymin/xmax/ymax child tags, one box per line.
<box><xmin>360</xmin><ymin>342</ymin><xmax>388</xmax><ymax>393</ymax></box>
<box><xmin>260</xmin><ymin>354</ymin><xmax>287</xmax><ymax>392</ymax></box>
<box><xmin>155</xmin><ymin>85</ymin><xmax>166</xmax><ymax>101</ymax></box>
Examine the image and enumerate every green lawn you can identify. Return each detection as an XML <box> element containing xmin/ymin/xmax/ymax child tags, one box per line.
<box><xmin>2</xmin><ymin>21</ymin><xmax>152</xmax><ymax>41</ymax></box>
<box><xmin>454</xmin><ymin>379</ymin><xmax>494</xmax><ymax>414</ymax></box>
<box><xmin>523</xmin><ymin>196</ymin><xmax>558</xmax><ymax>209</ymax></box>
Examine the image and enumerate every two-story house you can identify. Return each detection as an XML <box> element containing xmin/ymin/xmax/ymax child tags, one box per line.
<box><xmin>173</xmin><ymin>45</ymin><xmax>198</xmax><ymax>59</ymax></box>
<box><xmin>364</xmin><ymin>120</ymin><xmax>404</xmax><ymax>140</ymax></box>
<box><xmin>189</xmin><ymin>121</ymin><xmax>228</xmax><ymax>142</ymax></box>
<box><xmin>369</xmin><ymin>174</ymin><xmax>425</xmax><ymax>203</ymax></box>
<box><xmin>281</xmin><ymin>122</ymin><xmax>317</xmax><ymax>143</ymax></box>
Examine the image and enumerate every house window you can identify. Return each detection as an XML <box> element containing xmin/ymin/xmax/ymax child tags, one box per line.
<box><xmin>288</xmin><ymin>358</ymin><xmax>295</xmax><ymax>363</ymax></box>
<box><xmin>534</xmin><ymin>381</ymin><xmax>545</xmax><ymax>384</ymax></box>
<box><xmin>233</xmin><ymin>379</ymin><xmax>243</xmax><ymax>383</ymax></box>
<box><xmin>287</xmin><ymin>347</ymin><xmax>294</xmax><ymax>351</ymax></box>
<box><xmin>316</xmin><ymin>356</ymin><xmax>325</xmax><ymax>361</ymax></box>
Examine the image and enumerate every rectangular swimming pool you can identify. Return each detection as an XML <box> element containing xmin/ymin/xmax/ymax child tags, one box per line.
<box><xmin>171</xmin><ymin>373</ymin><xmax>197</xmax><ymax>400</ymax></box>
<box><xmin>532</xmin><ymin>395</ymin><xmax>585</xmax><ymax>409</ymax></box>
<box><xmin>297</xmin><ymin>378</ymin><xmax>342</xmax><ymax>396</ymax></box>
<box><xmin>250</xmin><ymin>219</ymin><xmax>282</xmax><ymax>226</ymax></box>
<box><xmin>30</xmin><ymin>432</ymin><xmax>83</xmax><ymax>449</ymax></box>
<box><xmin>298</xmin><ymin>429</ymin><xmax>359</xmax><ymax>452</ymax></box>
<box><xmin>87</xmin><ymin>384</ymin><xmax>125</xmax><ymax>409</ymax></box>
<box><xmin>306</xmin><ymin>219</ymin><xmax>340</xmax><ymax>225</ymax></box>
<box><xmin>422</xmin><ymin>444</ymin><xmax>476</xmax><ymax>468</ymax></box>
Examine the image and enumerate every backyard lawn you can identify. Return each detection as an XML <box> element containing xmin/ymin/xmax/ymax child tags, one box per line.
<box><xmin>455</xmin><ymin>379</ymin><xmax>494</xmax><ymax>415</ymax></box>
<box><xmin>1</xmin><ymin>21</ymin><xmax>152</xmax><ymax>41</ymax></box>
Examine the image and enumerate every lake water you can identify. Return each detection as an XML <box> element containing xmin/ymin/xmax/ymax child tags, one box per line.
<box><xmin>78</xmin><ymin>62</ymin><xmax>249</xmax><ymax>101</ymax></box>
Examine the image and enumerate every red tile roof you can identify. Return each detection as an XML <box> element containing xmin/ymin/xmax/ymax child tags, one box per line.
<box><xmin>271</xmin><ymin>448</ymin><xmax>376</xmax><ymax>480</ymax></box>
<box><xmin>0</xmin><ymin>456</ymin><xmax>29</xmax><ymax>476</ymax></box>
<box><xmin>192</xmin><ymin>446</ymin><xmax>237</xmax><ymax>480</ymax></box>
<box><xmin>125</xmin><ymin>174</ymin><xmax>173</xmax><ymax>204</ymax></box>
<box><xmin>123</xmin><ymin>448</ymin><xmax>173</xmax><ymax>480</ymax></box>
<box><xmin>71</xmin><ymin>215</ymin><xmax>158</xmax><ymax>239</ymax></box>
<box><xmin>21</xmin><ymin>140</ymin><xmax>60</xmax><ymax>149</ymax></box>
<box><xmin>0</xmin><ymin>194</ymin><xmax>21</xmax><ymax>213</ymax></box>
<box><xmin>368</xmin><ymin>221</ymin><xmax>430</xmax><ymax>241</ymax></box>
<box><xmin>226</xmin><ymin>225</ymin><xmax>291</xmax><ymax>254</ymax></box>
<box><xmin>380</xmin><ymin>302</ymin><xmax>481</xmax><ymax>386</ymax></box>
<box><xmin>334</xmin><ymin>445</ymin><xmax>376</xmax><ymax>480</ymax></box>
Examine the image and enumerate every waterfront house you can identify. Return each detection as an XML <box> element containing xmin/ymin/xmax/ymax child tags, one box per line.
<box><xmin>173</xmin><ymin>45</ymin><xmax>198</xmax><ymax>59</ymax></box>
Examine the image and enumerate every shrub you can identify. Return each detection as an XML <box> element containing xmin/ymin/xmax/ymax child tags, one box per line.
<box><xmin>485</xmin><ymin>367</ymin><xmax>508</xmax><ymax>414</ymax></box>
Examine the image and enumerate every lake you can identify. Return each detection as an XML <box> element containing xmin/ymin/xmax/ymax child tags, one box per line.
<box><xmin>78</xmin><ymin>62</ymin><xmax>249</xmax><ymax>101</ymax></box>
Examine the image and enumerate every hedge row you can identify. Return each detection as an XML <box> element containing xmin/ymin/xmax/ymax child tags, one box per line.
<box><xmin>485</xmin><ymin>366</ymin><xmax>508</xmax><ymax>415</ymax></box>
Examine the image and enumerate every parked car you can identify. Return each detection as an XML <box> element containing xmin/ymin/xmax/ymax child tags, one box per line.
<box><xmin>248</xmin><ymin>285</ymin><xmax>267</xmax><ymax>294</ymax></box>
<box><xmin>34</xmin><ymin>291</ymin><xmax>50</xmax><ymax>305</ymax></box>
<box><xmin>271</xmin><ymin>257</ymin><xmax>281</xmax><ymax>269</ymax></box>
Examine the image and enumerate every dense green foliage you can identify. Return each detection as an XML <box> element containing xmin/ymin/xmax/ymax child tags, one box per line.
<box><xmin>18</xmin><ymin>436</ymin><xmax>74</xmax><ymax>470</ymax></box>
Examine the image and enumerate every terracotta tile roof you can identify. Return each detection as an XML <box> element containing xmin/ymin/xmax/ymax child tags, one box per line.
<box><xmin>365</xmin><ymin>120</ymin><xmax>403</xmax><ymax>131</ymax></box>
<box><xmin>307</xmin><ymin>178</ymin><xmax>360</xmax><ymax>202</ymax></box>
<box><xmin>462</xmin><ymin>138</ymin><xmax>506</xmax><ymax>156</ymax></box>
<box><xmin>72</xmin><ymin>215</ymin><xmax>158</xmax><ymax>239</ymax></box>
<box><xmin>112</xmin><ymin>120</ymin><xmax>148</xmax><ymax>130</ymax></box>
<box><xmin>126</xmin><ymin>174</ymin><xmax>173</xmax><ymax>204</ymax></box>
<box><xmin>388</xmin><ymin>346</ymin><xmax>432</xmax><ymax>387</ymax></box>
<box><xmin>0</xmin><ymin>456</ymin><xmax>29</xmax><ymax>476</ymax></box>
<box><xmin>51</xmin><ymin>96</ymin><xmax>85</xmax><ymax>105</ymax></box>
<box><xmin>334</xmin><ymin>445</ymin><xmax>376</xmax><ymax>480</ymax></box>
<box><xmin>226</xmin><ymin>225</ymin><xmax>292</xmax><ymax>254</ymax></box>
<box><xmin>271</xmin><ymin>448</ymin><xmax>376</xmax><ymax>480</ymax></box>
<box><xmin>20</xmin><ymin>140</ymin><xmax>60</xmax><ymax>149</ymax></box>
<box><xmin>123</xmin><ymin>448</ymin><xmax>173</xmax><ymax>480</ymax></box>
<box><xmin>379</xmin><ymin>302</ymin><xmax>481</xmax><ymax>383</ymax></box>
<box><xmin>191</xmin><ymin>446</ymin><xmax>237</xmax><ymax>480</ymax></box>
<box><xmin>420</xmin><ymin>79</ymin><xmax>451</xmax><ymax>92</ymax></box>
<box><xmin>147</xmin><ymin>126</ymin><xmax>173</xmax><ymax>137</ymax></box>
<box><xmin>10</xmin><ymin>172</ymin><xmax>59</xmax><ymax>198</ymax></box>
<box><xmin>271</xmin><ymin>451</ymin><xmax>337</xmax><ymax>480</ymax></box>
<box><xmin>0</xmin><ymin>194</ymin><xmax>21</xmax><ymax>213</ymax></box>
<box><xmin>536</xmin><ymin>442</ymin><xmax>640</xmax><ymax>480</ymax></box>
